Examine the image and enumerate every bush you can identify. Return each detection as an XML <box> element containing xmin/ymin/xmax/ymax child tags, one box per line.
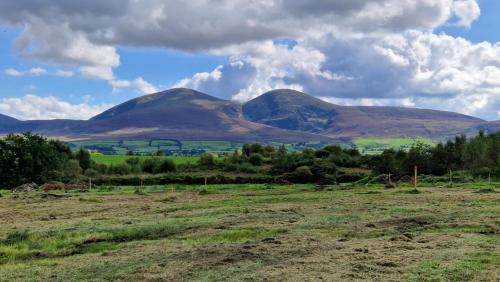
<box><xmin>199</xmin><ymin>153</ymin><xmax>216</xmax><ymax>168</ymax></box>
<box><xmin>108</xmin><ymin>163</ymin><xmax>132</xmax><ymax>175</ymax></box>
<box><xmin>289</xmin><ymin>166</ymin><xmax>313</xmax><ymax>183</ymax></box>
<box><xmin>142</xmin><ymin>158</ymin><xmax>160</xmax><ymax>174</ymax></box>
<box><xmin>156</xmin><ymin>159</ymin><xmax>176</xmax><ymax>173</ymax></box>
<box><xmin>125</xmin><ymin>157</ymin><xmax>141</xmax><ymax>166</ymax></box>
<box><xmin>249</xmin><ymin>153</ymin><xmax>264</xmax><ymax>166</ymax></box>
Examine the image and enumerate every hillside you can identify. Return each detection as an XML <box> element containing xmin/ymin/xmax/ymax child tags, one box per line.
<box><xmin>243</xmin><ymin>89</ymin><xmax>485</xmax><ymax>138</ymax></box>
<box><xmin>0</xmin><ymin>88</ymin><xmax>332</xmax><ymax>143</ymax></box>
<box><xmin>0</xmin><ymin>88</ymin><xmax>496</xmax><ymax>142</ymax></box>
<box><xmin>0</xmin><ymin>114</ymin><xmax>19</xmax><ymax>128</ymax></box>
<box><xmin>243</xmin><ymin>89</ymin><xmax>336</xmax><ymax>132</ymax></box>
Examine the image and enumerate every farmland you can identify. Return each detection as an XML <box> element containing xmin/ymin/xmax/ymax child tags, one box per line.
<box><xmin>354</xmin><ymin>137</ymin><xmax>434</xmax><ymax>155</ymax></box>
<box><xmin>0</xmin><ymin>183</ymin><xmax>498</xmax><ymax>281</ymax></box>
<box><xmin>91</xmin><ymin>154</ymin><xmax>199</xmax><ymax>166</ymax></box>
<box><xmin>69</xmin><ymin>139</ymin><xmax>335</xmax><ymax>156</ymax></box>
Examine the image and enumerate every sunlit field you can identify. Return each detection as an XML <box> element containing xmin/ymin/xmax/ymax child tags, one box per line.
<box><xmin>1</xmin><ymin>183</ymin><xmax>498</xmax><ymax>281</ymax></box>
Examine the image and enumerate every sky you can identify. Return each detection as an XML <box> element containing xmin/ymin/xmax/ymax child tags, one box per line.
<box><xmin>0</xmin><ymin>0</ymin><xmax>499</xmax><ymax>121</ymax></box>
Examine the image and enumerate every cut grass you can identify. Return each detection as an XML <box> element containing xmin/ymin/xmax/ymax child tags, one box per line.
<box><xmin>0</xmin><ymin>219</ymin><xmax>213</xmax><ymax>264</ymax></box>
<box><xmin>0</xmin><ymin>184</ymin><xmax>498</xmax><ymax>281</ymax></box>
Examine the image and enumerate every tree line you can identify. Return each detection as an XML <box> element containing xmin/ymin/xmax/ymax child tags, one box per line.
<box><xmin>0</xmin><ymin>132</ymin><xmax>498</xmax><ymax>189</ymax></box>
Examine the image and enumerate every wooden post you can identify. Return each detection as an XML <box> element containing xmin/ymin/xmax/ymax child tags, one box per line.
<box><xmin>204</xmin><ymin>177</ymin><xmax>208</xmax><ymax>186</ymax></box>
<box><xmin>140</xmin><ymin>176</ymin><xmax>144</xmax><ymax>188</ymax></box>
<box><xmin>414</xmin><ymin>165</ymin><xmax>418</xmax><ymax>189</ymax></box>
<box><xmin>89</xmin><ymin>177</ymin><xmax>92</xmax><ymax>190</ymax></box>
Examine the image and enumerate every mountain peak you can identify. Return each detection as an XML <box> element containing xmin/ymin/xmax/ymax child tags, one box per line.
<box><xmin>243</xmin><ymin>89</ymin><xmax>336</xmax><ymax>132</ymax></box>
<box><xmin>0</xmin><ymin>113</ymin><xmax>19</xmax><ymax>124</ymax></box>
<box><xmin>139</xmin><ymin>88</ymin><xmax>222</xmax><ymax>102</ymax></box>
<box><xmin>92</xmin><ymin>88</ymin><xmax>223</xmax><ymax>121</ymax></box>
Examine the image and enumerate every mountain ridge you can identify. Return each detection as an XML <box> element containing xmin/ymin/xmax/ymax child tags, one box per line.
<box><xmin>0</xmin><ymin>88</ymin><xmax>495</xmax><ymax>142</ymax></box>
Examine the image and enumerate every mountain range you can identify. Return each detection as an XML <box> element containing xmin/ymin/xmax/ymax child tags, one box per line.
<box><xmin>0</xmin><ymin>88</ymin><xmax>497</xmax><ymax>142</ymax></box>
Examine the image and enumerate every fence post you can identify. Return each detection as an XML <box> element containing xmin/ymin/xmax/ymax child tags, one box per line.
<box><xmin>414</xmin><ymin>165</ymin><xmax>418</xmax><ymax>190</ymax></box>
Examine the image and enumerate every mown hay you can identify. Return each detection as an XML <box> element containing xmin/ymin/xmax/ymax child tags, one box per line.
<box><xmin>13</xmin><ymin>183</ymin><xmax>39</xmax><ymax>193</ymax></box>
<box><xmin>40</xmin><ymin>181</ymin><xmax>65</xmax><ymax>191</ymax></box>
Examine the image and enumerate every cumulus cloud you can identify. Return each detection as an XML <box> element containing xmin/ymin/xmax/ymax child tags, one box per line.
<box><xmin>133</xmin><ymin>77</ymin><xmax>158</xmax><ymax>95</ymax></box>
<box><xmin>0</xmin><ymin>95</ymin><xmax>111</xmax><ymax>120</ymax></box>
<box><xmin>0</xmin><ymin>1</ymin><xmax>477</xmax><ymax>56</ymax></box>
<box><xmin>452</xmin><ymin>0</ymin><xmax>481</xmax><ymax>27</ymax></box>
<box><xmin>79</xmin><ymin>66</ymin><xmax>114</xmax><ymax>81</ymax></box>
<box><xmin>4</xmin><ymin>67</ymin><xmax>48</xmax><ymax>77</ymax></box>
<box><xmin>2</xmin><ymin>0</ymin><xmax>498</xmax><ymax>119</ymax></box>
<box><xmin>4</xmin><ymin>68</ymin><xmax>23</xmax><ymax>77</ymax></box>
<box><xmin>109</xmin><ymin>79</ymin><xmax>131</xmax><ymax>89</ymax></box>
<box><xmin>55</xmin><ymin>70</ymin><xmax>74</xmax><ymax>77</ymax></box>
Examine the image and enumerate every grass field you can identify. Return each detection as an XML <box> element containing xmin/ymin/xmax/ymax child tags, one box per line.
<box><xmin>70</xmin><ymin>140</ymin><xmax>245</xmax><ymax>155</ymax></box>
<box><xmin>0</xmin><ymin>183</ymin><xmax>498</xmax><ymax>281</ymax></box>
<box><xmin>70</xmin><ymin>139</ymin><xmax>335</xmax><ymax>156</ymax></box>
<box><xmin>354</xmin><ymin>137</ymin><xmax>435</xmax><ymax>154</ymax></box>
<box><xmin>90</xmin><ymin>154</ymin><xmax>200</xmax><ymax>166</ymax></box>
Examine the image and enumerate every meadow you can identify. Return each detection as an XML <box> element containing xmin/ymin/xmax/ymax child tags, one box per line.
<box><xmin>0</xmin><ymin>183</ymin><xmax>498</xmax><ymax>281</ymax></box>
<box><xmin>354</xmin><ymin>137</ymin><xmax>434</xmax><ymax>155</ymax></box>
<box><xmin>69</xmin><ymin>139</ymin><xmax>333</xmax><ymax>156</ymax></box>
<box><xmin>91</xmin><ymin>154</ymin><xmax>199</xmax><ymax>166</ymax></box>
<box><xmin>69</xmin><ymin>140</ymin><xmax>246</xmax><ymax>155</ymax></box>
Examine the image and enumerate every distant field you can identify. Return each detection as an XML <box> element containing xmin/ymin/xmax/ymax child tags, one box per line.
<box><xmin>69</xmin><ymin>139</ymin><xmax>245</xmax><ymax>156</ymax></box>
<box><xmin>69</xmin><ymin>139</ymin><xmax>335</xmax><ymax>156</ymax></box>
<box><xmin>91</xmin><ymin>154</ymin><xmax>199</xmax><ymax>165</ymax></box>
<box><xmin>0</xmin><ymin>184</ymin><xmax>498</xmax><ymax>281</ymax></box>
<box><xmin>354</xmin><ymin>137</ymin><xmax>434</xmax><ymax>154</ymax></box>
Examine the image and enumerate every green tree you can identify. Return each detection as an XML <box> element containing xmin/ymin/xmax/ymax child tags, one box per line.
<box><xmin>199</xmin><ymin>153</ymin><xmax>216</xmax><ymax>168</ymax></box>
<box><xmin>75</xmin><ymin>148</ymin><xmax>91</xmax><ymax>171</ymax></box>
<box><xmin>249</xmin><ymin>153</ymin><xmax>264</xmax><ymax>166</ymax></box>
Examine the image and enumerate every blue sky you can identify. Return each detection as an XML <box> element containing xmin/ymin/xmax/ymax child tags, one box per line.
<box><xmin>438</xmin><ymin>0</ymin><xmax>500</xmax><ymax>43</ymax></box>
<box><xmin>0</xmin><ymin>0</ymin><xmax>499</xmax><ymax>120</ymax></box>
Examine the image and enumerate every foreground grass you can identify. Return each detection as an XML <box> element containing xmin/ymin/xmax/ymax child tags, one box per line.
<box><xmin>0</xmin><ymin>184</ymin><xmax>498</xmax><ymax>281</ymax></box>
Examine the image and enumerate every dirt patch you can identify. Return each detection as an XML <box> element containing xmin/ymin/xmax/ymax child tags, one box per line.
<box><xmin>376</xmin><ymin>216</ymin><xmax>434</xmax><ymax>232</ymax></box>
<box><xmin>40</xmin><ymin>181</ymin><xmax>65</xmax><ymax>191</ymax></box>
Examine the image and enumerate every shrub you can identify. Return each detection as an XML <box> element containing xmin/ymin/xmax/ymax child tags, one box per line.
<box><xmin>289</xmin><ymin>166</ymin><xmax>313</xmax><ymax>183</ymax></box>
<box><xmin>199</xmin><ymin>153</ymin><xmax>216</xmax><ymax>168</ymax></box>
<box><xmin>156</xmin><ymin>159</ymin><xmax>176</xmax><ymax>173</ymax></box>
<box><xmin>142</xmin><ymin>158</ymin><xmax>161</xmax><ymax>174</ymax></box>
<box><xmin>108</xmin><ymin>163</ymin><xmax>132</xmax><ymax>175</ymax></box>
<box><xmin>125</xmin><ymin>157</ymin><xmax>141</xmax><ymax>166</ymax></box>
<box><xmin>75</xmin><ymin>148</ymin><xmax>91</xmax><ymax>170</ymax></box>
<box><xmin>249</xmin><ymin>153</ymin><xmax>264</xmax><ymax>166</ymax></box>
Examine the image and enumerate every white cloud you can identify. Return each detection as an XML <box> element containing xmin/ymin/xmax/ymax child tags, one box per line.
<box><xmin>175</xmin><ymin>65</ymin><xmax>223</xmax><ymax>89</ymax></box>
<box><xmin>0</xmin><ymin>1</ymin><xmax>479</xmax><ymax>56</ymax></box>
<box><xmin>4</xmin><ymin>68</ymin><xmax>23</xmax><ymax>77</ymax></box>
<box><xmin>109</xmin><ymin>79</ymin><xmax>131</xmax><ymax>89</ymax></box>
<box><xmin>79</xmin><ymin>65</ymin><xmax>114</xmax><ymax>81</ymax></box>
<box><xmin>452</xmin><ymin>0</ymin><xmax>481</xmax><ymax>27</ymax></box>
<box><xmin>4</xmin><ymin>67</ymin><xmax>75</xmax><ymax>78</ymax></box>
<box><xmin>2</xmin><ymin>0</ymin><xmax>499</xmax><ymax>120</ymax></box>
<box><xmin>55</xmin><ymin>70</ymin><xmax>74</xmax><ymax>77</ymax></box>
<box><xmin>133</xmin><ymin>77</ymin><xmax>157</xmax><ymax>94</ymax></box>
<box><xmin>4</xmin><ymin>67</ymin><xmax>48</xmax><ymax>77</ymax></box>
<box><xmin>27</xmin><ymin>67</ymin><xmax>47</xmax><ymax>76</ymax></box>
<box><xmin>0</xmin><ymin>95</ymin><xmax>112</xmax><ymax>120</ymax></box>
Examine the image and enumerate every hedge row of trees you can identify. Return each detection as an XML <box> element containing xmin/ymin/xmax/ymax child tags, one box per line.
<box><xmin>0</xmin><ymin>132</ymin><xmax>499</xmax><ymax>189</ymax></box>
<box><xmin>370</xmin><ymin>132</ymin><xmax>500</xmax><ymax>177</ymax></box>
